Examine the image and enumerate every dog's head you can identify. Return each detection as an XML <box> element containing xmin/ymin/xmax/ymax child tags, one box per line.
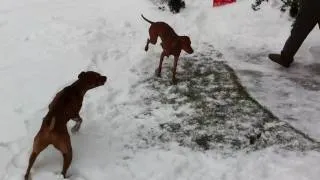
<box><xmin>179</xmin><ymin>36</ymin><xmax>193</xmax><ymax>54</ymax></box>
<box><xmin>78</xmin><ymin>71</ymin><xmax>107</xmax><ymax>89</ymax></box>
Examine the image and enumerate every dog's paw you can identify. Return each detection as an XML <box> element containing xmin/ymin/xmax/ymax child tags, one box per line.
<box><xmin>55</xmin><ymin>172</ymin><xmax>71</xmax><ymax>180</ymax></box>
<box><xmin>172</xmin><ymin>78</ymin><xmax>178</xmax><ymax>85</ymax></box>
<box><xmin>155</xmin><ymin>69</ymin><xmax>161</xmax><ymax>77</ymax></box>
<box><xmin>71</xmin><ymin>126</ymin><xmax>80</xmax><ymax>134</ymax></box>
<box><xmin>71</xmin><ymin>122</ymin><xmax>82</xmax><ymax>134</ymax></box>
<box><xmin>71</xmin><ymin>129</ymin><xmax>79</xmax><ymax>135</ymax></box>
<box><xmin>144</xmin><ymin>44</ymin><xmax>149</xmax><ymax>51</ymax></box>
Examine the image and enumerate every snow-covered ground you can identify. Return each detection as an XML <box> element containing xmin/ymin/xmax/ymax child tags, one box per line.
<box><xmin>0</xmin><ymin>0</ymin><xmax>319</xmax><ymax>179</ymax></box>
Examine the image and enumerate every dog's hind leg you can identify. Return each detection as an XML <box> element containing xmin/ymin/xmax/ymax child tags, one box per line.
<box><xmin>61</xmin><ymin>150</ymin><xmax>72</xmax><ymax>178</ymax></box>
<box><xmin>25</xmin><ymin>152</ymin><xmax>37</xmax><ymax>180</ymax></box>
<box><xmin>25</xmin><ymin>151</ymin><xmax>41</xmax><ymax>180</ymax></box>
<box><xmin>53</xmin><ymin>133</ymin><xmax>72</xmax><ymax>178</ymax></box>
<box><xmin>25</xmin><ymin>133</ymin><xmax>49</xmax><ymax>180</ymax></box>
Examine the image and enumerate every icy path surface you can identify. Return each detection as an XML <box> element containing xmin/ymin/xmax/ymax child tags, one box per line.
<box><xmin>1</xmin><ymin>0</ymin><xmax>320</xmax><ymax>179</ymax></box>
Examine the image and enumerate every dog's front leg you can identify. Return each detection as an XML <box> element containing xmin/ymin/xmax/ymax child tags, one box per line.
<box><xmin>172</xmin><ymin>56</ymin><xmax>179</xmax><ymax>84</ymax></box>
<box><xmin>71</xmin><ymin>116</ymin><xmax>83</xmax><ymax>133</ymax></box>
<box><xmin>145</xmin><ymin>39</ymin><xmax>150</xmax><ymax>51</ymax></box>
<box><xmin>156</xmin><ymin>52</ymin><xmax>165</xmax><ymax>77</ymax></box>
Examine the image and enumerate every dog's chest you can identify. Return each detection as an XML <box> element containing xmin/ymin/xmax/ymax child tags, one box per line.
<box><xmin>64</xmin><ymin>96</ymin><xmax>83</xmax><ymax>116</ymax></box>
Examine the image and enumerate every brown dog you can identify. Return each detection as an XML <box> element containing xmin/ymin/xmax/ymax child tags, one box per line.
<box><xmin>141</xmin><ymin>14</ymin><xmax>193</xmax><ymax>84</ymax></box>
<box><xmin>24</xmin><ymin>71</ymin><xmax>107</xmax><ymax>180</ymax></box>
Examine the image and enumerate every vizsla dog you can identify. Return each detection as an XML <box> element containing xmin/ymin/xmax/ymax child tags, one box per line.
<box><xmin>141</xmin><ymin>14</ymin><xmax>194</xmax><ymax>84</ymax></box>
<box><xmin>24</xmin><ymin>71</ymin><xmax>107</xmax><ymax>180</ymax></box>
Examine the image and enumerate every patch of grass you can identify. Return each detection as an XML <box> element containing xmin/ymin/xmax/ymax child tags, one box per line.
<box><xmin>135</xmin><ymin>48</ymin><xmax>319</xmax><ymax>152</ymax></box>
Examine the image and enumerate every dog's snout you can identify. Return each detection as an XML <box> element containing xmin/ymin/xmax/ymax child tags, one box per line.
<box><xmin>188</xmin><ymin>48</ymin><xmax>194</xmax><ymax>54</ymax></box>
<box><xmin>102</xmin><ymin>76</ymin><xmax>107</xmax><ymax>84</ymax></box>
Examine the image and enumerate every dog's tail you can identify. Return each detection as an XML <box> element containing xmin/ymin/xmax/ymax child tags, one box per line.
<box><xmin>141</xmin><ymin>14</ymin><xmax>154</xmax><ymax>24</ymax></box>
<box><xmin>49</xmin><ymin>117</ymin><xmax>56</xmax><ymax>131</ymax></box>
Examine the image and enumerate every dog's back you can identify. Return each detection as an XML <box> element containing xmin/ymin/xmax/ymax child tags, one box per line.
<box><xmin>141</xmin><ymin>14</ymin><xmax>178</xmax><ymax>41</ymax></box>
<box><xmin>43</xmin><ymin>86</ymin><xmax>80</xmax><ymax>131</ymax></box>
<box><xmin>48</xmin><ymin>86</ymin><xmax>83</xmax><ymax>117</ymax></box>
<box><xmin>152</xmin><ymin>22</ymin><xmax>178</xmax><ymax>41</ymax></box>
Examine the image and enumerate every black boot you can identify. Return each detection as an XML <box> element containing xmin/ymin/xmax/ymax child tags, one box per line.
<box><xmin>268</xmin><ymin>53</ymin><xmax>293</xmax><ymax>68</ymax></box>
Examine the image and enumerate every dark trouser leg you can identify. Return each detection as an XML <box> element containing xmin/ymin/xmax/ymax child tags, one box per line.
<box><xmin>317</xmin><ymin>0</ymin><xmax>320</xmax><ymax>29</ymax></box>
<box><xmin>282</xmin><ymin>2</ymin><xmax>318</xmax><ymax>60</ymax></box>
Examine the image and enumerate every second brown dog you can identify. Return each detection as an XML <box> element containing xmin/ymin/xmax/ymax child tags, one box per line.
<box><xmin>24</xmin><ymin>71</ymin><xmax>107</xmax><ymax>180</ymax></box>
<box><xmin>142</xmin><ymin>14</ymin><xmax>194</xmax><ymax>84</ymax></box>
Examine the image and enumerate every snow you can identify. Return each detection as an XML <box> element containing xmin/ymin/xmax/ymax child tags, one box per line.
<box><xmin>1</xmin><ymin>0</ymin><xmax>320</xmax><ymax>179</ymax></box>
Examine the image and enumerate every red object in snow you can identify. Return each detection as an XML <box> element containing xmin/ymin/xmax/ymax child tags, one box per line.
<box><xmin>213</xmin><ymin>0</ymin><xmax>236</xmax><ymax>7</ymax></box>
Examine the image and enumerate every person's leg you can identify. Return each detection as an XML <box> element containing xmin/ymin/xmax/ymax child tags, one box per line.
<box><xmin>269</xmin><ymin>1</ymin><xmax>318</xmax><ymax>67</ymax></box>
<box><xmin>281</xmin><ymin>2</ymin><xmax>318</xmax><ymax>60</ymax></box>
<box><xmin>317</xmin><ymin>0</ymin><xmax>320</xmax><ymax>27</ymax></box>
<box><xmin>318</xmin><ymin>5</ymin><xmax>320</xmax><ymax>29</ymax></box>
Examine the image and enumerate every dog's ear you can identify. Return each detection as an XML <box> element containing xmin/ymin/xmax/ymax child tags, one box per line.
<box><xmin>78</xmin><ymin>71</ymin><xmax>86</xmax><ymax>79</ymax></box>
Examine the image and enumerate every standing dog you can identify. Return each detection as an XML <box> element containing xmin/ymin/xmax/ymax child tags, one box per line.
<box><xmin>24</xmin><ymin>71</ymin><xmax>107</xmax><ymax>180</ymax></box>
<box><xmin>142</xmin><ymin>14</ymin><xmax>193</xmax><ymax>84</ymax></box>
